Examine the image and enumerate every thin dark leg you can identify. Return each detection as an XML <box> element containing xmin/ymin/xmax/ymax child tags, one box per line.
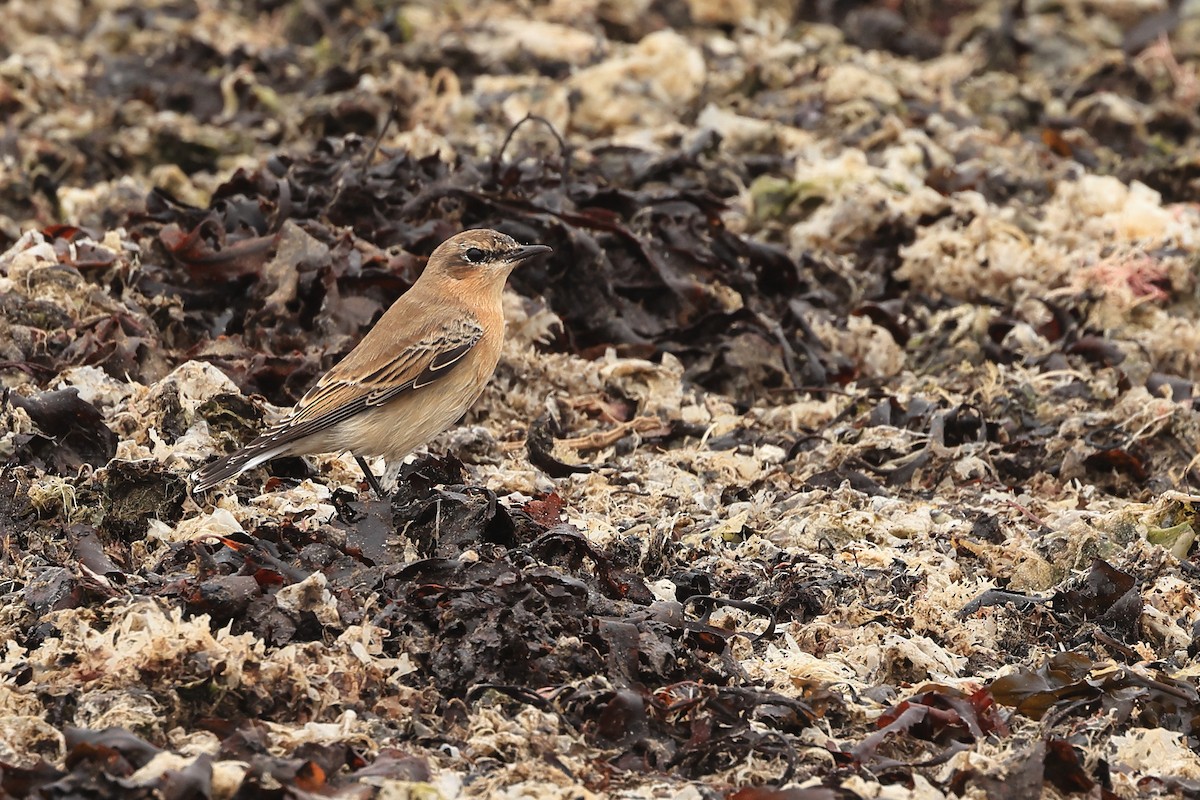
<box><xmin>355</xmin><ymin>456</ymin><xmax>388</xmax><ymax>500</ymax></box>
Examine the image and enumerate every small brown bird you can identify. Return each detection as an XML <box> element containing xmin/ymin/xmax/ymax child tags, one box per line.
<box><xmin>191</xmin><ymin>229</ymin><xmax>552</xmax><ymax>496</ymax></box>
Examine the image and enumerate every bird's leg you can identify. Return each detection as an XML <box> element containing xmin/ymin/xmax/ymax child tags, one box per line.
<box><xmin>354</xmin><ymin>456</ymin><xmax>388</xmax><ymax>500</ymax></box>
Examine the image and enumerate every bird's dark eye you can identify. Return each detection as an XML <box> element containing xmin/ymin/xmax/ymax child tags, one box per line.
<box><xmin>464</xmin><ymin>247</ymin><xmax>486</xmax><ymax>264</ymax></box>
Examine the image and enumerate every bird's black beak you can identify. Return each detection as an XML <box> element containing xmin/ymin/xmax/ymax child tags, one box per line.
<box><xmin>510</xmin><ymin>244</ymin><xmax>553</xmax><ymax>263</ymax></box>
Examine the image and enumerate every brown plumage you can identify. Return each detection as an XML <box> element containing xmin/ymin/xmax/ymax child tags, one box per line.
<box><xmin>191</xmin><ymin>229</ymin><xmax>551</xmax><ymax>495</ymax></box>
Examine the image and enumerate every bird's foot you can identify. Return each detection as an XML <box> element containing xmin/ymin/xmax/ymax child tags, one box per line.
<box><xmin>354</xmin><ymin>455</ymin><xmax>389</xmax><ymax>500</ymax></box>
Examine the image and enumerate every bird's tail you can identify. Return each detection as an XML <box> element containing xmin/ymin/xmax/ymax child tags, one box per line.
<box><xmin>191</xmin><ymin>442</ymin><xmax>288</xmax><ymax>492</ymax></box>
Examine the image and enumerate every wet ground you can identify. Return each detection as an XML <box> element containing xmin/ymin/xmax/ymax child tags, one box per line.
<box><xmin>3</xmin><ymin>1</ymin><xmax>1200</xmax><ymax>797</ymax></box>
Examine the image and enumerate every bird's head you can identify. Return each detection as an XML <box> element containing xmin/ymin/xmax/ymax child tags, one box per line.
<box><xmin>423</xmin><ymin>229</ymin><xmax>552</xmax><ymax>289</ymax></box>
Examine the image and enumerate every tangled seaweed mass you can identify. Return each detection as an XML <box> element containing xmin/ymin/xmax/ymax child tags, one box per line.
<box><xmin>3</xmin><ymin>1</ymin><xmax>1200</xmax><ymax>797</ymax></box>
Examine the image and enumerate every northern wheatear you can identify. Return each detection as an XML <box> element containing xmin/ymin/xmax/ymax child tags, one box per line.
<box><xmin>191</xmin><ymin>228</ymin><xmax>552</xmax><ymax>497</ymax></box>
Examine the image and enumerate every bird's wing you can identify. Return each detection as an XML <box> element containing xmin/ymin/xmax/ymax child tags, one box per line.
<box><xmin>253</xmin><ymin>316</ymin><xmax>484</xmax><ymax>452</ymax></box>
